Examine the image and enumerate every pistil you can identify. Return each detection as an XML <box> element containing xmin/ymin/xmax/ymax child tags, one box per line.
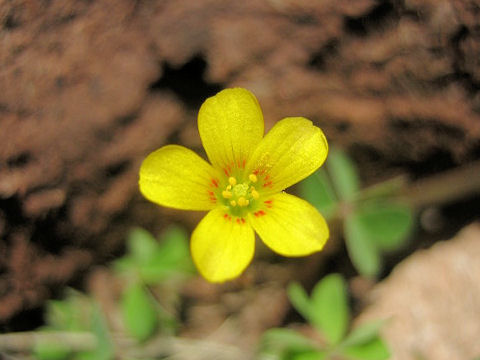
<box><xmin>220</xmin><ymin>173</ymin><xmax>261</xmax><ymax>214</ymax></box>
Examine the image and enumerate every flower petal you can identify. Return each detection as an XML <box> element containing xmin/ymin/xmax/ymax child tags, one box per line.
<box><xmin>139</xmin><ymin>145</ymin><xmax>221</xmax><ymax>211</ymax></box>
<box><xmin>246</xmin><ymin>117</ymin><xmax>328</xmax><ymax>194</ymax></box>
<box><xmin>191</xmin><ymin>208</ymin><xmax>255</xmax><ymax>282</ymax></box>
<box><xmin>249</xmin><ymin>192</ymin><xmax>329</xmax><ymax>256</ymax></box>
<box><xmin>198</xmin><ymin>88</ymin><xmax>264</xmax><ymax>172</ymax></box>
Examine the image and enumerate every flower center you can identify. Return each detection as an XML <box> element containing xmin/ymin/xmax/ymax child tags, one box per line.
<box><xmin>232</xmin><ymin>183</ymin><xmax>248</xmax><ymax>198</ymax></box>
<box><xmin>219</xmin><ymin>174</ymin><xmax>260</xmax><ymax>217</ymax></box>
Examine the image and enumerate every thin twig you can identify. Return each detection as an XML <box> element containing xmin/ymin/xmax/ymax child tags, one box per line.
<box><xmin>0</xmin><ymin>332</ymin><xmax>97</xmax><ymax>352</ymax></box>
<box><xmin>400</xmin><ymin>159</ymin><xmax>480</xmax><ymax>208</ymax></box>
<box><xmin>123</xmin><ymin>336</ymin><xmax>247</xmax><ymax>360</ymax></box>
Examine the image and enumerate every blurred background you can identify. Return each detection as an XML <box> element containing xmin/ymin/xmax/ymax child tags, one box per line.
<box><xmin>1</xmin><ymin>1</ymin><xmax>480</xmax><ymax>359</ymax></box>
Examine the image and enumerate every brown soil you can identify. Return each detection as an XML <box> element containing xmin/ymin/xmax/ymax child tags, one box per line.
<box><xmin>0</xmin><ymin>0</ymin><xmax>479</xmax><ymax>325</ymax></box>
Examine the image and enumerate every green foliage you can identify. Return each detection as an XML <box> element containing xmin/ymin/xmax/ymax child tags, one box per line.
<box><xmin>326</xmin><ymin>148</ymin><xmax>360</xmax><ymax>202</ymax></box>
<box><xmin>115</xmin><ymin>225</ymin><xmax>194</xmax><ymax>341</ymax></box>
<box><xmin>344</xmin><ymin>214</ymin><xmax>381</xmax><ymax>278</ymax></box>
<box><xmin>287</xmin><ymin>283</ymin><xmax>312</xmax><ymax>324</ymax></box>
<box><xmin>299</xmin><ymin>148</ymin><xmax>415</xmax><ymax>278</ymax></box>
<box><xmin>342</xmin><ymin>337</ymin><xmax>390</xmax><ymax>360</ymax></box>
<box><xmin>76</xmin><ymin>305</ymin><xmax>114</xmax><ymax>360</ymax></box>
<box><xmin>33</xmin><ymin>291</ymin><xmax>113</xmax><ymax>360</ymax></box>
<box><xmin>259</xmin><ymin>275</ymin><xmax>389</xmax><ymax>360</ymax></box>
<box><xmin>288</xmin><ymin>275</ymin><xmax>349</xmax><ymax>345</ymax></box>
<box><xmin>299</xmin><ymin>171</ymin><xmax>338</xmax><ymax>219</ymax></box>
<box><xmin>341</xmin><ymin>321</ymin><xmax>386</xmax><ymax>348</ymax></box>
<box><xmin>27</xmin><ymin>225</ymin><xmax>194</xmax><ymax>360</ymax></box>
<box><xmin>259</xmin><ymin>328</ymin><xmax>320</xmax><ymax>358</ymax></box>
<box><xmin>120</xmin><ymin>284</ymin><xmax>158</xmax><ymax>342</ymax></box>
<box><xmin>310</xmin><ymin>274</ymin><xmax>349</xmax><ymax>345</ymax></box>
<box><xmin>115</xmin><ymin>225</ymin><xmax>195</xmax><ymax>283</ymax></box>
<box><xmin>354</xmin><ymin>202</ymin><xmax>413</xmax><ymax>252</ymax></box>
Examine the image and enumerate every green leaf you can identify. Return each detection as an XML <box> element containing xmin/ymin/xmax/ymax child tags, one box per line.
<box><xmin>298</xmin><ymin>170</ymin><xmax>338</xmax><ymax>219</ymax></box>
<box><xmin>344</xmin><ymin>213</ymin><xmax>381</xmax><ymax>278</ymax></box>
<box><xmin>287</xmin><ymin>282</ymin><xmax>313</xmax><ymax>323</ymax></box>
<box><xmin>138</xmin><ymin>226</ymin><xmax>195</xmax><ymax>283</ymax></box>
<box><xmin>310</xmin><ymin>274</ymin><xmax>349</xmax><ymax>345</ymax></box>
<box><xmin>33</xmin><ymin>340</ymin><xmax>71</xmax><ymax>360</ymax></box>
<box><xmin>45</xmin><ymin>291</ymin><xmax>92</xmax><ymax>331</ymax></box>
<box><xmin>127</xmin><ymin>228</ymin><xmax>160</xmax><ymax>265</ymax></box>
<box><xmin>354</xmin><ymin>202</ymin><xmax>413</xmax><ymax>252</ymax></box>
<box><xmin>156</xmin><ymin>225</ymin><xmax>193</xmax><ymax>269</ymax></box>
<box><xmin>113</xmin><ymin>257</ymin><xmax>137</xmax><ymax>275</ymax></box>
<box><xmin>342</xmin><ymin>321</ymin><xmax>385</xmax><ymax>347</ymax></box>
<box><xmin>259</xmin><ymin>328</ymin><xmax>318</xmax><ymax>358</ymax></box>
<box><xmin>342</xmin><ymin>337</ymin><xmax>390</xmax><ymax>360</ymax></box>
<box><xmin>77</xmin><ymin>305</ymin><xmax>114</xmax><ymax>360</ymax></box>
<box><xmin>45</xmin><ymin>300</ymin><xmax>76</xmax><ymax>330</ymax></box>
<box><xmin>121</xmin><ymin>284</ymin><xmax>158</xmax><ymax>342</ymax></box>
<box><xmin>327</xmin><ymin>148</ymin><xmax>360</xmax><ymax>201</ymax></box>
<box><xmin>119</xmin><ymin>225</ymin><xmax>195</xmax><ymax>283</ymax></box>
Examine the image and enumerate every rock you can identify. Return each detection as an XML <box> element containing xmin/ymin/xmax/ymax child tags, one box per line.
<box><xmin>357</xmin><ymin>223</ymin><xmax>480</xmax><ymax>360</ymax></box>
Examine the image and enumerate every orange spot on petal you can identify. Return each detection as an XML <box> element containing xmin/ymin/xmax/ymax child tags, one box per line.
<box><xmin>263</xmin><ymin>181</ymin><xmax>273</xmax><ymax>188</ymax></box>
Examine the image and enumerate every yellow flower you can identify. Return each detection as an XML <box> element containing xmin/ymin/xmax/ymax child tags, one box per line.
<box><xmin>139</xmin><ymin>88</ymin><xmax>329</xmax><ymax>282</ymax></box>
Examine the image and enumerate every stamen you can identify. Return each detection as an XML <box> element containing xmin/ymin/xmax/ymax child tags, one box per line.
<box><xmin>227</xmin><ymin>185</ymin><xmax>232</xmax><ymax>190</ymax></box>
<box><xmin>249</xmin><ymin>174</ymin><xmax>257</xmax><ymax>183</ymax></box>
<box><xmin>230</xmin><ymin>200</ymin><xmax>237</xmax><ymax>207</ymax></box>
<box><xmin>238</xmin><ymin>197</ymin><xmax>248</xmax><ymax>207</ymax></box>
<box><xmin>229</xmin><ymin>177</ymin><xmax>237</xmax><ymax>186</ymax></box>
<box><xmin>251</xmin><ymin>189</ymin><xmax>260</xmax><ymax>199</ymax></box>
<box><xmin>222</xmin><ymin>190</ymin><xmax>232</xmax><ymax>199</ymax></box>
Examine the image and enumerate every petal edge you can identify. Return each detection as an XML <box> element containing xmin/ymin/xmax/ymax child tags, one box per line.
<box><xmin>249</xmin><ymin>192</ymin><xmax>329</xmax><ymax>256</ymax></box>
<box><xmin>191</xmin><ymin>208</ymin><xmax>255</xmax><ymax>282</ymax></box>
<box><xmin>198</xmin><ymin>88</ymin><xmax>264</xmax><ymax>172</ymax></box>
<box><xmin>246</xmin><ymin>117</ymin><xmax>328</xmax><ymax>194</ymax></box>
<box><xmin>139</xmin><ymin>145</ymin><xmax>220</xmax><ymax>211</ymax></box>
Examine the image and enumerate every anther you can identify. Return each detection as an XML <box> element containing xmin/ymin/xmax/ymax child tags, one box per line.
<box><xmin>249</xmin><ymin>174</ymin><xmax>257</xmax><ymax>183</ymax></box>
<box><xmin>227</xmin><ymin>185</ymin><xmax>232</xmax><ymax>190</ymax></box>
<box><xmin>228</xmin><ymin>177</ymin><xmax>237</xmax><ymax>186</ymax></box>
<box><xmin>251</xmin><ymin>189</ymin><xmax>260</xmax><ymax>199</ymax></box>
<box><xmin>222</xmin><ymin>190</ymin><xmax>232</xmax><ymax>199</ymax></box>
<box><xmin>230</xmin><ymin>200</ymin><xmax>237</xmax><ymax>207</ymax></box>
<box><xmin>238</xmin><ymin>197</ymin><xmax>248</xmax><ymax>207</ymax></box>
